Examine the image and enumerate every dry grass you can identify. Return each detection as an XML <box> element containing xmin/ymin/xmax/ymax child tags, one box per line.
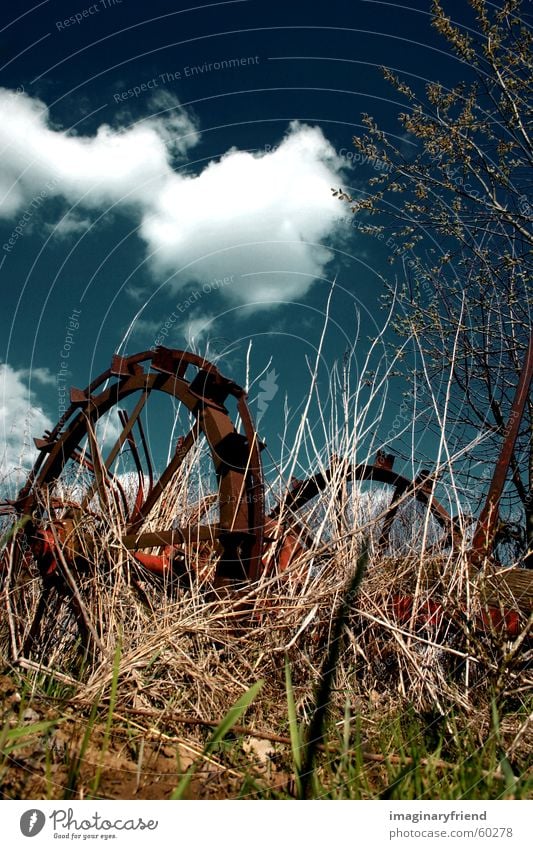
<box><xmin>0</xmin><ymin>327</ymin><xmax>531</xmax><ymax>799</ymax></box>
<box><xmin>1</xmin><ymin>471</ymin><xmax>531</xmax><ymax>800</ymax></box>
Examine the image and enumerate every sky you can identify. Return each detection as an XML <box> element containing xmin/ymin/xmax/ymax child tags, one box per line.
<box><xmin>0</xmin><ymin>0</ymin><xmax>490</xmax><ymax>497</ymax></box>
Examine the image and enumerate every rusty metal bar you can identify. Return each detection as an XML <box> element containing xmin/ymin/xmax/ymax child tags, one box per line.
<box><xmin>470</xmin><ymin>332</ymin><xmax>533</xmax><ymax>566</ymax></box>
<box><xmin>126</xmin><ymin>422</ymin><xmax>200</xmax><ymax>530</ymax></box>
<box><xmin>84</xmin><ymin>415</ymin><xmax>111</xmax><ymax>515</ymax></box>
<box><xmin>134</xmin><ymin>411</ymin><xmax>154</xmax><ymax>494</ymax></box>
<box><xmin>122</xmin><ymin>525</ymin><xmax>218</xmax><ymax>550</ymax></box>
<box><xmin>79</xmin><ymin>390</ymin><xmax>149</xmax><ymax>512</ymax></box>
<box><xmin>117</xmin><ymin>408</ymin><xmax>145</xmax><ymax>520</ymax></box>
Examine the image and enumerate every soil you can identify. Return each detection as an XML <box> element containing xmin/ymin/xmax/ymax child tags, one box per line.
<box><xmin>0</xmin><ymin>673</ymin><xmax>284</xmax><ymax>800</ymax></box>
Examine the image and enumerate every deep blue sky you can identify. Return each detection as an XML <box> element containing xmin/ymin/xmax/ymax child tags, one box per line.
<box><xmin>0</xmin><ymin>0</ymin><xmax>486</xmax><ymax>491</ymax></box>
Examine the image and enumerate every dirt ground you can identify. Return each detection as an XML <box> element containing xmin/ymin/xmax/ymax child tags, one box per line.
<box><xmin>0</xmin><ymin>673</ymin><xmax>289</xmax><ymax>800</ymax></box>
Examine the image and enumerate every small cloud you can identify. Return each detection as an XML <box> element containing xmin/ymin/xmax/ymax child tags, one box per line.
<box><xmin>95</xmin><ymin>408</ymin><xmax>123</xmax><ymax>449</ymax></box>
<box><xmin>0</xmin><ymin>362</ymin><xmax>52</xmax><ymax>492</ymax></box>
<box><xmin>180</xmin><ymin>312</ymin><xmax>216</xmax><ymax>347</ymax></box>
<box><xmin>17</xmin><ymin>366</ymin><xmax>56</xmax><ymax>386</ymax></box>
<box><xmin>143</xmin><ymin>90</ymin><xmax>200</xmax><ymax>158</ymax></box>
<box><xmin>132</xmin><ymin>317</ymin><xmax>163</xmax><ymax>336</ymax></box>
<box><xmin>45</xmin><ymin>211</ymin><xmax>92</xmax><ymax>239</ymax></box>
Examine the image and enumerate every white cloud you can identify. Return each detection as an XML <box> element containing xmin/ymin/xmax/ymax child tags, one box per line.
<box><xmin>0</xmin><ymin>364</ymin><xmax>125</xmax><ymax>498</ymax></box>
<box><xmin>46</xmin><ymin>211</ymin><xmax>93</xmax><ymax>239</ymax></box>
<box><xmin>0</xmin><ymin>363</ymin><xmax>53</xmax><ymax>492</ymax></box>
<box><xmin>94</xmin><ymin>407</ymin><xmax>125</xmax><ymax>451</ymax></box>
<box><xmin>140</xmin><ymin>122</ymin><xmax>346</xmax><ymax>305</ymax></box>
<box><xmin>142</xmin><ymin>89</ymin><xmax>201</xmax><ymax>158</ymax></box>
<box><xmin>181</xmin><ymin>312</ymin><xmax>217</xmax><ymax>346</ymax></box>
<box><xmin>0</xmin><ymin>88</ymin><xmax>198</xmax><ymax>216</ymax></box>
<box><xmin>0</xmin><ymin>89</ymin><xmax>347</xmax><ymax>307</ymax></box>
<box><xmin>132</xmin><ymin>317</ymin><xmax>163</xmax><ymax>336</ymax></box>
<box><xmin>17</xmin><ymin>366</ymin><xmax>56</xmax><ymax>386</ymax></box>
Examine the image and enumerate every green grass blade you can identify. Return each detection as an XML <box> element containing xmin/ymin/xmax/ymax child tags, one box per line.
<box><xmin>1</xmin><ymin>719</ymin><xmax>63</xmax><ymax>755</ymax></box>
<box><xmin>64</xmin><ymin>695</ymin><xmax>101</xmax><ymax>799</ymax></box>
<box><xmin>285</xmin><ymin>654</ymin><xmax>302</xmax><ymax>796</ymax></box>
<box><xmin>171</xmin><ymin>679</ymin><xmax>264</xmax><ymax>800</ymax></box>
<box><xmin>0</xmin><ymin>514</ymin><xmax>31</xmax><ymax>550</ymax></box>
<box><xmin>300</xmin><ymin>547</ymin><xmax>368</xmax><ymax>799</ymax></box>
<box><xmin>90</xmin><ymin>640</ymin><xmax>121</xmax><ymax>796</ymax></box>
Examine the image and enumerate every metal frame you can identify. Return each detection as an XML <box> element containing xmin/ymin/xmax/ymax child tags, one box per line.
<box><xmin>2</xmin><ymin>336</ymin><xmax>532</xmax><ymax>657</ymax></box>
<box><xmin>13</xmin><ymin>347</ymin><xmax>264</xmax><ymax>589</ymax></box>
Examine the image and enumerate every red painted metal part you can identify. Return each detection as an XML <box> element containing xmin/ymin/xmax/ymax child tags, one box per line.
<box><xmin>132</xmin><ymin>550</ymin><xmax>173</xmax><ymax>578</ymax></box>
<box><xmin>392</xmin><ymin>594</ymin><xmax>522</xmax><ymax>639</ymax></box>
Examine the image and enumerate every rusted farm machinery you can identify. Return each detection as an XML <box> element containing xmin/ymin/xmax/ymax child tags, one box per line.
<box><xmin>1</xmin><ymin>338</ymin><xmax>532</xmax><ymax>660</ymax></box>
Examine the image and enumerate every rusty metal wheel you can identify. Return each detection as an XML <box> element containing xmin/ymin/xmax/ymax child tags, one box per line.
<box><xmin>266</xmin><ymin>451</ymin><xmax>460</xmax><ymax>569</ymax></box>
<box><xmin>2</xmin><ymin>347</ymin><xmax>264</xmax><ymax>661</ymax></box>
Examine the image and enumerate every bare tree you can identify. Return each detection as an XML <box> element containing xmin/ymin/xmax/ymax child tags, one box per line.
<box><xmin>336</xmin><ymin>0</ymin><xmax>533</xmax><ymax>561</ymax></box>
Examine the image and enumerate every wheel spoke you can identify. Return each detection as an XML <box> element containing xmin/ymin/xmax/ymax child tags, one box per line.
<box><xmin>268</xmin><ymin>458</ymin><xmax>459</xmax><ymax>565</ymax></box>
<box><xmin>127</xmin><ymin>421</ymin><xmax>201</xmax><ymax>529</ymax></box>
<box><xmin>378</xmin><ymin>482</ymin><xmax>408</xmax><ymax>548</ymax></box>
<box><xmin>83</xmin><ymin>415</ymin><xmax>112</xmax><ymax>514</ymax></box>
